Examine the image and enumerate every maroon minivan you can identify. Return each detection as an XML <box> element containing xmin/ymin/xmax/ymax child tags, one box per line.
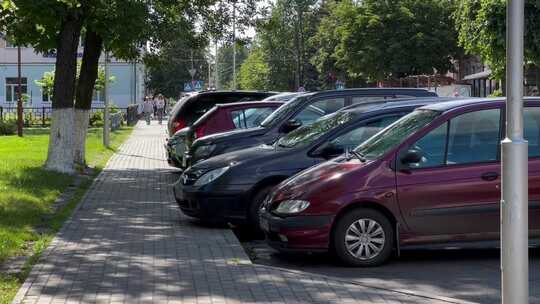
<box><xmin>259</xmin><ymin>98</ymin><xmax>540</xmax><ymax>266</ymax></box>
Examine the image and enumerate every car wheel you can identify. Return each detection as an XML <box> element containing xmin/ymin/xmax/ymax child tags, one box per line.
<box><xmin>248</xmin><ymin>185</ymin><xmax>275</xmax><ymax>230</ymax></box>
<box><xmin>333</xmin><ymin>208</ymin><xmax>394</xmax><ymax>267</ymax></box>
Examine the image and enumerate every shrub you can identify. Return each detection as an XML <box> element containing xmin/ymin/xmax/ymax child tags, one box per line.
<box><xmin>0</xmin><ymin>120</ymin><xmax>17</xmax><ymax>135</ymax></box>
<box><xmin>89</xmin><ymin>111</ymin><xmax>104</xmax><ymax>127</ymax></box>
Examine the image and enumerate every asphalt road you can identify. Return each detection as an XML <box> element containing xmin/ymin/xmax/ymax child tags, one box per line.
<box><xmin>238</xmin><ymin>235</ymin><xmax>540</xmax><ymax>304</ymax></box>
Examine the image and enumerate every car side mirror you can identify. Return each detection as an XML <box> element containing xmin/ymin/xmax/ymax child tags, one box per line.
<box><xmin>280</xmin><ymin>119</ymin><xmax>302</xmax><ymax>133</ymax></box>
<box><xmin>400</xmin><ymin>149</ymin><xmax>423</xmax><ymax>166</ymax></box>
<box><xmin>316</xmin><ymin>143</ymin><xmax>345</xmax><ymax>159</ymax></box>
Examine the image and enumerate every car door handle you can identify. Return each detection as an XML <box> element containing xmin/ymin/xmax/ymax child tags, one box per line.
<box><xmin>481</xmin><ymin>172</ymin><xmax>499</xmax><ymax>181</ymax></box>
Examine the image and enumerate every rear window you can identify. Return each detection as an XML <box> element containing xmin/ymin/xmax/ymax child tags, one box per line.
<box><xmin>231</xmin><ymin>107</ymin><xmax>278</xmax><ymax>129</ymax></box>
<box><xmin>179</xmin><ymin>94</ymin><xmax>270</xmax><ymax>125</ymax></box>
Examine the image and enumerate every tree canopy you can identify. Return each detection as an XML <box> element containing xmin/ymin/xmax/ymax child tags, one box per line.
<box><xmin>454</xmin><ymin>0</ymin><xmax>540</xmax><ymax>79</ymax></box>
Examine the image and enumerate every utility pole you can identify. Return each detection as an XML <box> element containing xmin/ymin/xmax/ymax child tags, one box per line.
<box><xmin>17</xmin><ymin>45</ymin><xmax>23</xmax><ymax>137</ymax></box>
<box><xmin>232</xmin><ymin>0</ymin><xmax>237</xmax><ymax>90</ymax></box>
<box><xmin>103</xmin><ymin>52</ymin><xmax>110</xmax><ymax>148</ymax></box>
<box><xmin>215</xmin><ymin>41</ymin><xmax>219</xmax><ymax>90</ymax></box>
<box><xmin>501</xmin><ymin>0</ymin><xmax>528</xmax><ymax>303</ymax></box>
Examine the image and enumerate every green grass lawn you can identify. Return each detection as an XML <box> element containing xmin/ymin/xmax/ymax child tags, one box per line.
<box><xmin>0</xmin><ymin>127</ymin><xmax>133</xmax><ymax>304</ymax></box>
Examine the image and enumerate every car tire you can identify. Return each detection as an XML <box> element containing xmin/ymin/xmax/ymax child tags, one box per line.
<box><xmin>248</xmin><ymin>185</ymin><xmax>275</xmax><ymax>230</ymax></box>
<box><xmin>333</xmin><ymin>208</ymin><xmax>394</xmax><ymax>267</ymax></box>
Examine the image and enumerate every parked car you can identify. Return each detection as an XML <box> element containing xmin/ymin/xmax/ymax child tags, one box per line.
<box><xmin>259</xmin><ymin>97</ymin><xmax>540</xmax><ymax>267</ymax></box>
<box><xmin>173</xmin><ymin>97</ymin><xmax>453</xmax><ymax>227</ymax></box>
<box><xmin>166</xmin><ymin>101</ymin><xmax>284</xmax><ymax>167</ymax></box>
<box><xmin>167</xmin><ymin>91</ymin><xmax>275</xmax><ymax>137</ymax></box>
<box><xmin>184</xmin><ymin>88</ymin><xmax>438</xmax><ymax>168</ymax></box>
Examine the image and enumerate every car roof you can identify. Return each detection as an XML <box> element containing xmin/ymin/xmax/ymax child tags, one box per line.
<box><xmin>213</xmin><ymin>101</ymin><xmax>284</xmax><ymax>108</ymax></box>
<box><xmin>419</xmin><ymin>97</ymin><xmax>540</xmax><ymax>112</ymax></box>
<box><xmin>302</xmin><ymin>87</ymin><xmax>436</xmax><ymax>99</ymax></box>
<box><xmin>341</xmin><ymin>97</ymin><xmax>463</xmax><ymax>115</ymax></box>
<box><xmin>191</xmin><ymin>90</ymin><xmax>274</xmax><ymax>97</ymax></box>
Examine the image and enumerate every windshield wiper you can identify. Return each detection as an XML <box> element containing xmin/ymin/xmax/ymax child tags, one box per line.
<box><xmin>349</xmin><ymin>150</ymin><xmax>366</xmax><ymax>162</ymax></box>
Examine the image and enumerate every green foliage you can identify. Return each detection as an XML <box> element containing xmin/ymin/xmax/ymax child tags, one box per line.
<box><xmin>239</xmin><ymin>48</ymin><xmax>270</xmax><ymax>90</ymax></box>
<box><xmin>217</xmin><ymin>42</ymin><xmax>249</xmax><ymax>89</ymax></box>
<box><xmin>254</xmin><ymin>0</ymin><xmax>322</xmax><ymax>91</ymax></box>
<box><xmin>489</xmin><ymin>89</ymin><xmax>504</xmax><ymax>97</ymax></box>
<box><xmin>326</xmin><ymin>0</ymin><xmax>458</xmax><ymax>83</ymax></box>
<box><xmin>34</xmin><ymin>64</ymin><xmax>115</xmax><ymax>100</ymax></box>
<box><xmin>89</xmin><ymin>111</ymin><xmax>103</xmax><ymax>127</ymax></box>
<box><xmin>454</xmin><ymin>0</ymin><xmax>540</xmax><ymax>80</ymax></box>
<box><xmin>0</xmin><ymin>120</ymin><xmax>16</xmax><ymax>135</ymax></box>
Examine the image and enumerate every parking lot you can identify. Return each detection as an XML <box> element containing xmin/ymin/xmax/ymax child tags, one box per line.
<box><xmin>239</xmin><ymin>235</ymin><xmax>540</xmax><ymax>304</ymax></box>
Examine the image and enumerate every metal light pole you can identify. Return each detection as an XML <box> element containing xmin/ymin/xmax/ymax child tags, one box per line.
<box><xmin>17</xmin><ymin>45</ymin><xmax>23</xmax><ymax>137</ymax></box>
<box><xmin>103</xmin><ymin>51</ymin><xmax>110</xmax><ymax>148</ymax></box>
<box><xmin>215</xmin><ymin>41</ymin><xmax>219</xmax><ymax>90</ymax></box>
<box><xmin>232</xmin><ymin>0</ymin><xmax>237</xmax><ymax>90</ymax></box>
<box><xmin>501</xmin><ymin>0</ymin><xmax>528</xmax><ymax>303</ymax></box>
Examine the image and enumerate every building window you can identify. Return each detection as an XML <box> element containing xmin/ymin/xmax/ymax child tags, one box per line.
<box><xmin>92</xmin><ymin>89</ymin><xmax>104</xmax><ymax>103</ymax></box>
<box><xmin>42</xmin><ymin>90</ymin><xmax>52</xmax><ymax>103</ymax></box>
<box><xmin>5</xmin><ymin>77</ymin><xmax>27</xmax><ymax>103</ymax></box>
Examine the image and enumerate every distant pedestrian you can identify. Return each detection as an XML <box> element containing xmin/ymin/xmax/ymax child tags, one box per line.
<box><xmin>530</xmin><ymin>87</ymin><xmax>540</xmax><ymax>96</ymax></box>
<box><xmin>155</xmin><ymin>94</ymin><xmax>166</xmax><ymax>124</ymax></box>
<box><xmin>143</xmin><ymin>96</ymin><xmax>154</xmax><ymax>125</ymax></box>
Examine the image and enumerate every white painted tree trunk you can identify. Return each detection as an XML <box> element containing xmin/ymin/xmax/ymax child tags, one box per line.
<box><xmin>73</xmin><ymin>109</ymin><xmax>90</xmax><ymax>167</ymax></box>
<box><xmin>45</xmin><ymin>108</ymin><xmax>76</xmax><ymax>174</ymax></box>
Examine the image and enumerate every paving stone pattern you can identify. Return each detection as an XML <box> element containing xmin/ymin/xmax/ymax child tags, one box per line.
<box><xmin>13</xmin><ymin>122</ymin><xmax>458</xmax><ymax>304</ymax></box>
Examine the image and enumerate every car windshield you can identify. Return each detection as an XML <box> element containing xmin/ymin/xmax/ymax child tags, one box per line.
<box><xmin>260</xmin><ymin>96</ymin><xmax>307</xmax><ymax>128</ymax></box>
<box><xmin>355</xmin><ymin>109</ymin><xmax>441</xmax><ymax>160</ymax></box>
<box><xmin>276</xmin><ymin>111</ymin><xmax>355</xmax><ymax>149</ymax></box>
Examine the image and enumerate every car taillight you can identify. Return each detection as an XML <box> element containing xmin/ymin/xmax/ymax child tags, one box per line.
<box><xmin>172</xmin><ymin>119</ymin><xmax>186</xmax><ymax>133</ymax></box>
<box><xmin>195</xmin><ymin>125</ymin><xmax>206</xmax><ymax>139</ymax></box>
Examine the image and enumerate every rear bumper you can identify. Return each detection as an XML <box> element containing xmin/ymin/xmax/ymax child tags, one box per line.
<box><xmin>259</xmin><ymin>210</ymin><xmax>333</xmax><ymax>252</ymax></box>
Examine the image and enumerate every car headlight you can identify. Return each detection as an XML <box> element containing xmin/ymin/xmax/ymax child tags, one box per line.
<box><xmin>274</xmin><ymin>200</ymin><xmax>310</xmax><ymax>215</ymax></box>
<box><xmin>194</xmin><ymin>144</ymin><xmax>216</xmax><ymax>160</ymax></box>
<box><xmin>194</xmin><ymin>167</ymin><xmax>229</xmax><ymax>187</ymax></box>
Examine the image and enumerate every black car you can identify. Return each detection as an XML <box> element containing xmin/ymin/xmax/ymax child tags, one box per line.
<box><xmin>174</xmin><ymin>97</ymin><xmax>454</xmax><ymax>227</ymax></box>
<box><xmin>184</xmin><ymin>88</ymin><xmax>437</xmax><ymax>168</ymax></box>
<box><xmin>167</xmin><ymin>91</ymin><xmax>275</xmax><ymax>137</ymax></box>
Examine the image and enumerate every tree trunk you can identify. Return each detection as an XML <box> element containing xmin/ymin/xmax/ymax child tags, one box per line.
<box><xmin>73</xmin><ymin>30</ymin><xmax>103</xmax><ymax>167</ymax></box>
<box><xmin>45</xmin><ymin>12</ymin><xmax>83</xmax><ymax>174</ymax></box>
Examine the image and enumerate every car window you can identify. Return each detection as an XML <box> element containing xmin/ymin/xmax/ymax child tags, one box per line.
<box><xmin>330</xmin><ymin>116</ymin><xmax>402</xmax><ymax>151</ymax></box>
<box><xmin>525</xmin><ymin>107</ymin><xmax>540</xmax><ymax>157</ymax></box>
<box><xmin>355</xmin><ymin>109</ymin><xmax>441</xmax><ymax>160</ymax></box>
<box><xmin>260</xmin><ymin>96</ymin><xmax>307</xmax><ymax>128</ymax></box>
<box><xmin>409</xmin><ymin>123</ymin><xmax>448</xmax><ymax>168</ymax></box>
<box><xmin>277</xmin><ymin>111</ymin><xmax>356</xmax><ymax>149</ymax></box>
<box><xmin>446</xmin><ymin>109</ymin><xmax>500</xmax><ymax>165</ymax></box>
<box><xmin>231</xmin><ymin>107</ymin><xmax>277</xmax><ymax>129</ymax></box>
<box><xmin>293</xmin><ymin>98</ymin><xmax>346</xmax><ymax>125</ymax></box>
<box><xmin>405</xmin><ymin>109</ymin><xmax>501</xmax><ymax>168</ymax></box>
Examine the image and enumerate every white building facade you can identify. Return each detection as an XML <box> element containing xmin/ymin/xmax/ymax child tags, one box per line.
<box><xmin>0</xmin><ymin>38</ymin><xmax>145</xmax><ymax>110</ymax></box>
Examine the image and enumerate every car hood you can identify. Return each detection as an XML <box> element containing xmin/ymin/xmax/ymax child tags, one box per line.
<box><xmin>194</xmin><ymin>126</ymin><xmax>268</xmax><ymax>146</ymax></box>
<box><xmin>190</xmin><ymin>144</ymin><xmax>279</xmax><ymax>170</ymax></box>
<box><xmin>273</xmin><ymin>157</ymin><xmax>367</xmax><ymax>200</ymax></box>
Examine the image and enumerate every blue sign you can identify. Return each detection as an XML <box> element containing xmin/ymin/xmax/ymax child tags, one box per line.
<box><xmin>194</xmin><ymin>80</ymin><xmax>204</xmax><ymax>91</ymax></box>
<box><xmin>184</xmin><ymin>82</ymin><xmax>193</xmax><ymax>92</ymax></box>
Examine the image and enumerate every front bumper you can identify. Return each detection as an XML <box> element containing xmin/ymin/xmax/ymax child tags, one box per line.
<box><xmin>259</xmin><ymin>209</ymin><xmax>333</xmax><ymax>252</ymax></box>
<box><xmin>173</xmin><ymin>179</ymin><xmax>252</xmax><ymax>224</ymax></box>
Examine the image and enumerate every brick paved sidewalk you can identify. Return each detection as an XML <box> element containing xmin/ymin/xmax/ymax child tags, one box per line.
<box><xmin>13</xmin><ymin>122</ymin><xmax>464</xmax><ymax>304</ymax></box>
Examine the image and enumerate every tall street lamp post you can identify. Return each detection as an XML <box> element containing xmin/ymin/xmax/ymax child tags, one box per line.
<box><xmin>103</xmin><ymin>51</ymin><xmax>110</xmax><ymax>148</ymax></box>
<box><xmin>501</xmin><ymin>0</ymin><xmax>528</xmax><ymax>303</ymax></box>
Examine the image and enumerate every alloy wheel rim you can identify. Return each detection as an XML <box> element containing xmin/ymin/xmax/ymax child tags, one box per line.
<box><xmin>345</xmin><ymin>218</ymin><xmax>385</xmax><ymax>260</ymax></box>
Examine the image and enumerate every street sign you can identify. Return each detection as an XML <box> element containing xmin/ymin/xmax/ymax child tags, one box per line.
<box><xmin>194</xmin><ymin>80</ymin><xmax>204</xmax><ymax>91</ymax></box>
<box><xmin>188</xmin><ymin>69</ymin><xmax>197</xmax><ymax>77</ymax></box>
<box><xmin>184</xmin><ymin>82</ymin><xmax>193</xmax><ymax>92</ymax></box>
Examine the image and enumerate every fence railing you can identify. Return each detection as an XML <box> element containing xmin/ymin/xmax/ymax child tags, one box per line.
<box><xmin>0</xmin><ymin>106</ymin><xmax>137</xmax><ymax>128</ymax></box>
